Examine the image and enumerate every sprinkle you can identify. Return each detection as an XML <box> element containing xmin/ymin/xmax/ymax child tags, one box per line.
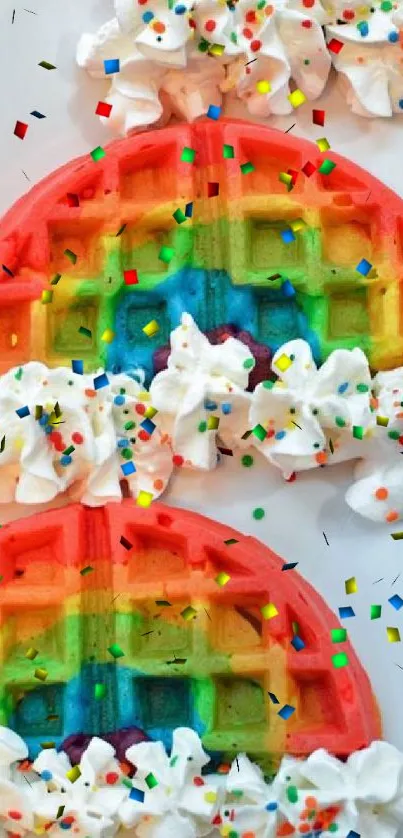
<box><xmin>155</xmin><ymin>600</ymin><xmax>171</xmax><ymax>606</ymax></box>
<box><xmin>281</xmin><ymin>228</ymin><xmax>295</xmax><ymax>244</ymax></box>
<box><xmin>181</xmin><ymin>605</ymin><xmax>197</xmax><ymax>621</ymax></box>
<box><xmin>25</xmin><ymin>648</ymin><xmax>38</xmax><ymax>660</ymax></box>
<box><xmin>41</xmin><ymin>741</ymin><xmax>56</xmax><ymax>749</ymax></box>
<box><xmin>389</xmin><ymin>594</ymin><xmax>403</xmax><ymax>611</ymax></box>
<box><xmin>376</xmin><ymin>415</ymin><xmax>389</xmax><ymax>427</ymax></box>
<box><xmin>318</xmin><ymin>159</ymin><xmax>336</xmax><ymax>175</ymax></box>
<box><xmin>268</xmin><ymin>692</ymin><xmax>280</xmax><ymax>704</ymax></box>
<box><xmin>72</xmin><ymin>360</ymin><xmax>83</xmax><ymax>375</ymax></box>
<box><xmin>185</xmin><ymin>202</ymin><xmax>193</xmax><ymax>217</ymax></box>
<box><xmin>312</xmin><ymin>108</ymin><xmax>325</xmax><ymax>126</ymax></box>
<box><xmin>142</xmin><ymin>319</ymin><xmax>160</xmax><ymax>337</ymax></box>
<box><xmin>215</xmin><ymin>571</ymin><xmax>230</xmax><ymax>586</ymax></box>
<box><xmin>331</xmin><ymin>628</ymin><xmax>347</xmax><ymax>642</ymax></box>
<box><xmin>0</xmin><ymin>436</ymin><xmax>5</xmax><ymax>454</ymax></box>
<box><xmin>356</xmin><ymin>258</ymin><xmax>372</xmax><ymax>276</ymax></box>
<box><xmin>91</xmin><ymin>146</ymin><xmax>106</xmax><ymax>162</ymax></box>
<box><xmin>120</xmin><ymin>535</ymin><xmax>133</xmax><ymax>550</ymax></box>
<box><xmin>116</xmin><ymin>224</ymin><xmax>127</xmax><ymax>237</ymax></box>
<box><xmin>288</xmin><ymin>89</ymin><xmax>306</xmax><ymax>108</ymax></box>
<box><xmin>64</xmin><ymin>249</ymin><xmax>77</xmax><ymax>265</ymax></box>
<box><xmin>16</xmin><ymin>406</ymin><xmax>30</xmax><ymax>419</ymax></box>
<box><xmin>207</xmin><ymin>415</ymin><xmax>220</xmax><ymax>431</ymax></box>
<box><xmin>66</xmin><ymin>766</ymin><xmax>81</xmax><ymax>783</ymax></box>
<box><xmin>108</xmin><ymin>643</ymin><xmax>125</xmax><ymax>659</ymax></box>
<box><xmin>14</xmin><ymin>121</ymin><xmax>28</xmax><ymax>140</ymax></box>
<box><xmin>145</xmin><ymin>772</ymin><xmax>158</xmax><ymax>789</ymax></box>
<box><xmin>181</xmin><ymin>146</ymin><xmax>196</xmax><ymax>163</ymax></box>
<box><xmin>207</xmin><ymin>182</ymin><xmax>219</xmax><ymax>198</ymax></box>
<box><xmin>261</xmin><ymin>602</ymin><xmax>278</xmax><ymax>620</ymax></box>
<box><xmin>242</xmin><ymin>454</ymin><xmax>254</xmax><ymax>467</ymax></box>
<box><xmin>224</xmin><ymin>538</ymin><xmax>238</xmax><ymax>545</ymax></box>
<box><xmin>173</xmin><ymin>208</ymin><xmax>187</xmax><ymax>224</ymax></box>
<box><xmin>38</xmin><ymin>60</ymin><xmax>56</xmax><ymax>69</ymax></box>
<box><xmin>2</xmin><ymin>264</ymin><xmax>14</xmax><ymax>277</ymax></box>
<box><xmin>223</xmin><ymin>144</ymin><xmax>235</xmax><ymax>158</ymax></box>
<box><xmin>328</xmin><ymin>37</ymin><xmax>344</xmax><ymax>53</ymax></box>
<box><xmin>276</xmin><ymin>353</ymin><xmax>293</xmax><ymax>372</ymax></box>
<box><xmin>94</xmin><ymin>373</ymin><xmax>109</xmax><ymax>390</ymax></box>
<box><xmin>207</xmin><ymin>104</ymin><xmax>221</xmax><ymax>119</ymax></box>
<box><xmin>124</xmin><ymin>269</ymin><xmax>138</xmax><ymax>285</ymax></box>
<box><xmin>208</xmin><ymin>43</ymin><xmax>225</xmax><ymax>56</ymax></box>
<box><xmin>104</xmin><ymin>58</ymin><xmax>120</xmax><ymax>74</ymax></box>
<box><xmin>51</xmin><ymin>274</ymin><xmax>61</xmax><ymax>286</ymax></box>
<box><xmin>316</xmin><ymin>137</ymin><xmax>330</xmax><ymax>152</ymax></box>
<box><xmin>240</xmin><ymin>162</ymin><xmax>255</xmax><ymax>174</ymax></box>
<box><xmin>302</xmin><ymin>161</ymin><xmax>316</xmax><ymax>177</ymax></box>
<box><xmin>78</xmin><ymin>326</ymin><xmax>92</xmax><ymax>338</ymax></box>
<box><xmin>345</xmin><ymin>576</ymin><xmax>357</xmax><ymax>594</ymax></box>
<box><xmin>256</xmin><ymin>79</ymin><xmax>271</xmax><ymax>93</ymax></box>
<box><xmin>339</xmin><ymin>606</ymin><xmax>355</xmax><ymax>618</ymax></box>
<box><xmin>332</xmin><ymin>651</ymin><xmax>349</xmax><ymax>668</ymax></box>
<box><xmin>391</xmin><ymin>531</ymin><xmax>403</xmax><ymax>540</ymax></box>
<box><xmin>129</xmin><ymin>787</ymin><xmax>145</xmax><ymax>803</ymax></box>
<box><xmin>323</xmin><ymin>531</ymin><xmax>330</xmax><ymax>546</ymax></box>
<box><xmin>370</xmin><ymin>604</ymin><xmax>382</xmax><ymax>619</ymax></box>
<box><xmin>159</xmin><ymin>246</ymin><xmax>174</xmax><ymax>263</ymax></box>
<box><xmin>34</xmin><ymin>668</ymin><xmax>48</xmax><ymax>681</ymax></box>
<box><xmin>80</xmin><ymin>566</ymin><xmax>93</xmax><ymax>576</ymax></box>
<box><xmin>287</xmin><ymin>785</ymin><xmax>299</xmax><ymax>803</ymax></box>
<box><xmin>253</xmin><ymin>507</ymin><xmax>265</xmax><ymax>520</ymax></box>
<box><xmin>282</xmin><ymin>562</ymin><xmax>298</xmax><ymax>571</ymax></box>
<box><xmin>136</xmin><ymin>490</ymin><xmax>153</xmax><ymax>508</ymax></box>
<box><xmin>281</xmin><ymin>279</ymin><xmax>296</xmax><ymax>298</ymax></box>
<box><xmin>101</xmin><ymin>329</ymin><xmax>115</xmax><ymax>343</ymax></box>
<box><xmin>279</xmin><ymin>172</ymin><xmax>293</xmax><ymax>189</ymax></box>
<box><xmin>66</xmin><ymin>193</ymin><xmax>79</xmax><ymax>207</ymax></box>
<box><xmin>353</xmin><ymin>425</ymin><xmax>364</xmax><ymax>440</ymax></box>
<box><xmin>94</xmin><ymin>683</ymin><xmax>106</xmax><ymax>699</ymax></box>
<box><xmin>121</xmin><ymin>461</ymin><xmax>136</xmax><ymax>477</ymax></box>
<box><xmin>291</xmin><ymin>635</ymin><xmax>305</xmax><ymax>651</ymax></box>
<box><xmin>96</xmin><ymin>101</ymin><xmax>113</xmax><ymax>117</ymax></box>
<box><xmin>387</xmin><ymin>627</ymin><xmax>401</xmax><ymax>643</ymax></box>
<box><xmin>278</xmin><ymin>704</ymin><xmax>295</xmax><ymax>720</ymax></box>
<box><xmin>41</xmin><ymin>289</ymin><xmax>53</xmax><ymax>304</ymax></box>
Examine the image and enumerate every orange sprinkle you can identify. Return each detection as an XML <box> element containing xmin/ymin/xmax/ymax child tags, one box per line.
<box><xmin>396</xmin><ymin>412</ymin><xmax>403</xmax><ymax>419</ymax></box>
<box><xmin>242</xmin><ymin>833</ymin><xmax>256</xmax><ymax>838</ymax></box>
<box><xmin>277</xmin><ymin>824</ymin><xmax>295</xmax><ymax>837</ymax></box>
<box><xmin>153</xmin><ymin>478</ymin><xmax>164</xmax><ymax>491</ymax></box>
<box><xmin>298</xmin><ymin>826</ymin><xmax>310</xmax><ymax>835</ymax></box>
<box><xmin>265</xmin><ymin>3</ymin><xmax>274</xmax><ymax>12</ymax></box>
<box><xmin>305</xmin><ymin>796</ymin><xmax>317</xmax><ymax>809</ymax></box>
<box><xmin>315</xmin><ymin>451</ymin><xmax>327</xmax><ymax>465</ymax></box>
<box><xmin>386</xmin><ymin>509</ymin><xmax>400</xmax><ymax>523</ymax></box>
<box><xmin>152</xmin><ymin>19</ymin><xmax>165</xmax><ymax>32</ymax></box>
<box><xmin>85</xmin><ymin>388</ymin><xmax>96</xmax><ymax>398</ymax></box>
<box><xmin>217</xmin><ymin>762</ymin><xmax>231</xmax><ymax>774</ymax></box>
<box><xmin>375</xmin><ymin>486</ymin><xmax>388</xmax><ymax>501</ymax></box>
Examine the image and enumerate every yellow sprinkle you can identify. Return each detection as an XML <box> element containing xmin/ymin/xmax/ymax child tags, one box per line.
<box><xmin>261</xmin><ymin>602</ymin><xmax>278</xmax><ymax>620</ymax></box>
<box><xmin>215</xmin><ymin>571</ymin><xmax>230</xmax><ymax>586</ymax></box>
<box><xmin>66</xmin><ymin>765</ymin><xmax>81</xmax><ymax>783</ymax></box>
<box><xmin>25</xmin><ymin>647</ymin><xmax>39</xmax><ymax>660</ymax></box>
<box><xmin>138</xmin><ymin>391</ymin><xmax>151</xmax><ymax>402</ymax></box>
<box><xmin>181</xmin><ymin>605</ymin><xmax>197</xmax><ymax>621</ymax></box>
<box><xmin>208</xmin><ymin>43</ymin><xmax>225</xmax><ymax>55</ymax></box>
<box><xmin>144</xmin><ymin>406</ymin><xmax>158</xmax><ymax>419</ymax></box>
<box><xmin>41</xmin><ymin>289</ymin><xmax>53</xmax><ymax>304</ymax></box>
<box><xmin>34</xmin><ymin>668</ymin><xmax>48</xmax><ymax>681</ymax></box>
<box><xmin>220</xmin><ymin>826</ymin><xmax>232</xmax><ymax>837</ymax></box>
<box><xmin>204</xmin><ymin>790</ymin><xmax>217</xmax><ymax>803</ymax></box>
<box><xmin>276</xmin><ymin>353</ymin><xmax>293</xmax><ymax>372</ymax></box>
<box><xmin>288</xmin><ymin>89</ymin><xmax>306</xmax><ymax>108</ymax></box>
<box><xmin>290</xmin><ymin>218</ymin><xmax>306</xmax><ymax>232</ymax></box>
<box><xmin>316</xmin><ymin>137</ymin><xmax>330</xmax><ymax>152</ymax></box>
<box><xmin>345</xmin><ymin>576</ymin><xmax>357</xmax><ymax>595</ymax></box>
<box><xmin>142</xmin><ymin>320</ymin><xmax>159</xmax><ymax>337</ymax></box>
<box><xmin>256</xmin><ymin>79</ymin><xmax>271</xmax><ymax>94</ymax></box>
<box><xmin>136</xmin><ymin>490</ymin><xmax>154</xmax><ymax>508</ymax></box>
<box><xmin>101</xmin><ymin>328</ymin><xmax>115</xmax><ymax>344</ymax></box>
<box><xmin>10</xmin><ymin>333</ymin><xmax>18</xmax><ymax>347</ymax></box>
<box><xmin>207</xmin><ymin>415</ymin><xmax>220</xmax><ymax>430</ymax></box>
<box><xmin>279</xmin><ymin>172</ymin><xmax>293</xmax><ymax>187</ymax></box>
<box><xmin>387</xmin><ymin>626</ymin><xmax>401</xmax><ymax>643</ymax></box>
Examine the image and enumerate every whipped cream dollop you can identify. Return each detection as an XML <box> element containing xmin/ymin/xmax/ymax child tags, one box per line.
<box><xmin>0</xmin><ymin>363</ymin><xmax>173</xmax><ymax>507</ymax></box>
<box><xmin>77</xmin><ymin>0</ymin><xmax>403</xmax><ymax>128</ymax></box>
<box><xmin>150</xmin><ymin>312</ymin><xmax>253</xmax><ymax>469</ymax></box>
<box><xmin>1</xmin><ymin>725</ymin><xmax>403</xmax><ymax>838</ymax></box>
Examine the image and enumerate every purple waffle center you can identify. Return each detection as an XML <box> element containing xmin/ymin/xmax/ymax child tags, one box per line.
<box><xmin>61</xmin><ymin>726</ymin><xmax>151</xmax><ymax>766</ymax></box>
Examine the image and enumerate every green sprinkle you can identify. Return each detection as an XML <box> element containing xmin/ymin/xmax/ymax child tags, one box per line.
<box><xmin>240</xmin><ymin>162</ymin><xmax>255</xmax><ymax>175</ymax></box>
<box><xmin>181</xmin><ymin>606</ymin><xmax>197</xmax><ymax>621</ymax></box>
<box><xmin>94</xmin><ymin>683</ymin><xmax>106</xmax><ymax>699</ymax></box>
<box><xmin>388</xmin><ymin>430</ymin><xmax>400</xmax><ymax>440</ymax></box>
<box><xmin>331</xmin><ymin>628</ymin><xmax>347</xmax><ymax>643</ymax></box>
<box><xmin>223</xmin><ymin>144</ymin><xmax>235</xmax><ymax>159</ymax></box>
<box><xmin>224</xmin><ymin>538</ymin><xmax>238</xmax><ymax>545</ymax></box>
<box><xmin>145</xmin><ymin>772</ymin><xmax>158</xmax><ymax>789</ymax></box>
<box><xmin>91</xmin><ymin>146</ymin><xmax>106</xmax><ymax>162</ymax></box>
<box><xmin>328</xmin><ymin>825</ymin><xmax>338</xmax><ymax>833</ymax></box>
<box><xmin>252</xmin><ymin>424</ymin><xmax>267</xmax><ymax>441</ymax></box>
<box><xmin>198</xmin><ymin>420</ymin><xmax>207</xmax><ymax>432</ymax></box>
<box><xmin>63</xmin><ymin>445</ymin><xmax>75</xmax><ymax>456</ymax></box>
<box><xmin>287</xmin><ymin>785</ymin><xmax>298</xmax><ymax>804</ymax></box>
<box><xmin>370</xmin><ymin>604</ymin><xmax>382</xmax><ymax>619</ymax></box>
<box><xmin>181</xmin><ymin>146</ymin><xmax>196</xmax><ymax>163</ymax></box>
<box><xmin>108</xmin><ymin>643</ymin><xmax>125</xmax><ymax>659</ymax></box>
<box><xmin>253</xmin><ymin>507</ymin><xmax>265</xmax><ymax>520</ymax></box>
<box><xmin>356</xmin><ymin>383</ymin><xmax>369</xmax><ymax>392</ymax></box>
<box><xmin>121</xmin><ymin>448</ymin><xmax>133</xmax><ymax>460</ymax></box>
<box><xmin>64</xmin><ymin>248</ymin><xmax>77</xmax><ymax>265</ymax></box>
<box><xmin>39</xmin><ymin>60</ymin><xmax>56</xmax><ymax>70</ymax></box>
<box><xmin>122</xmin><ymin>777</ymin><xmax>132</xmax><ymax>788</ymax></box>
<box><xmin>173</xmin><ymin>208</ymin><xmax>187</xmax><ymax>224</ymax></box>
<box><xmin>352</xmin><ymin>425</ymin><xmax>364</xmax><ymax>440</ymax></box>
<box><xmin>155</xmin><ymin>600</ymin><xmax>172</xmax><ymax>606</ymax></box>
<box><xmin>381</xmin><ymin>0</ymin><xmax>393</xmax><ymax>6</ymax></box>
<box><xmin>242</xmin><ymin>454</ymin><xmax>254</xmax><ymax>467</ymax></box>
<box><xmin>170</xmin><ymin>755</ymin><xmax>179</xmax><ymax>767</ymax></box>
<box><xmin>335</xmin><ymin>416</ymin><xmax>345</xmax><ymax>427</ymax></box>
<box><xmin>159</xmin><ymin>245</ymin><xmax>174</xmax><ymax>263</ymax></box>
<box><xmin>243</xmin><ymin>357</ymin><xmax>255</xmax><ymax>369</ymax></box>
<box><xmin>262</xmin><ymin>379</ymin><xmax>275</xmax><ymax>389</ymax></box>
<box><xmin>51</xmin><ymin>273</ymin><xmax>62</xmax><ymax>286</ymax></box>
<box><xmin>391</xmin><ymin>531</ymin><xmax>403</xmax><ymax>541</ymax></box>
<box><xmin>80</xmin><ymin>566</ymin><xmax>94</xmax><ymax>576</ymax></box>
<box><xmin>78</xmin><ymin>326</ymin><xmax>92</xmax><ymax>338</ymax></box>
<box><xmin>318</xmin><ymin>159</ymin><xmax>336</xmax><ymax>175</ymax></box>
<box><xmin>15</xmin><ymin>368</ymin><xmax>23</xmax><ymax>381</ymax></box>
<box><xmin>332</xmin><ymin>651</ymin><xmax>349</xmax><ymax>668</ymax></box>
<box><xmin>124</xmin><ymin>421</ymin><xmax>136</xmax><ymax>430</ymax></box>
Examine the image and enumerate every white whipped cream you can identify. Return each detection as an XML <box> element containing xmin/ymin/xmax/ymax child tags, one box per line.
<box><xmin>150</xmin><ymin>312</ymin><xmax>253</xmax><ymax>469</ymax></box>
<box><xmin>1</xmin><ymin>726</ymin><xmax>403</xmax><ymax>838</ymax></box>
<box><xmin>0</xmin><ymin>363</ymin><xmax>173</xmax><ymax>507</ymax></box>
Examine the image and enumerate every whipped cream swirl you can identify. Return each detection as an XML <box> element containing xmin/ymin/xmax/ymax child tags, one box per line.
<box><xmin>1</xmin><ymin>725</ymin><xmax>403</xmax><ymax>838</ymax></box>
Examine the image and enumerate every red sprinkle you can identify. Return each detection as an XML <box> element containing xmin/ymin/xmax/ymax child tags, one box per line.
<box><xmin>138</xmin><ymin>430</ymin><xmax>150</xmax><ymax>442</ymax></box>
<box><xmin>343</xmin><ymin>8</ymin><xmax>355</xmax><ymax>19</ymax></box>
<box><xmin>302</xmin><ymin>18</ymin><xmax>312</xmax><ymax>26</ymax></box>
<box><xmin>245</xmin><ymin>9</ymin><xmax>257</xmax><ymax>21</ymax></box>
<box><xmin>8</xmin><ymin>812</ymin><xmax>22</xmax><ymax>821</ymax></box>
<box><xmin>242</xmin><ymin>26</ymin><xmax>253</xmax><ymax>38</ymax></box>
<box><xmin>250</xmin><ymin>38</ymin><xmax>262</xmax><ymax>51</ymax></box>
<box><xmin>106</xmin><ymin>772</ymin><xmax>119</xmax><ymax>785</ymax></box>
<box><xmin>72</xmin><ymin>432</ymin><xmax>84</xmax><ymax>445</ymax></box>
<box><xmin>193</xmin><ymin>776</ymin><xmax>205</xmax><ymax>786</ymax></box>
<box><xmin>173</xmin><ymin>454</ymin><xmax>184</xmax><ymax>466</ymax></box>
<box><xmin>285</xmin><ymin>472</ymin><xmax>297</xmax><ymax>483</ymax></box>
<box><xmin>135</xmin><ymin>403</ymin><xmax>146</xmax><ymax>415</ymax></box>
<box><xmin>205</xmin><ymin>18</ymin><xmax>216</xmax><ymax>31</ymax></box>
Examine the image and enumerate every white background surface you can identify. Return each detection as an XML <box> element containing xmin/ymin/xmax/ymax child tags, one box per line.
<box><xmin>1</xmin><ymin>0</ymin><xmax>403</xmax><ymax>768</ymax></box>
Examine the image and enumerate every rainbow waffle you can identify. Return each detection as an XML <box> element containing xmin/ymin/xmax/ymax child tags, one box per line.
<box><xmin>0</xmin><ymin>501</ymin><xmax>380</xmax><ymax>766</ymax></box>
<box><xmin>0</xmin><ymin>119</ymin><xmax>401</xmax><ymax>382</ymax></box>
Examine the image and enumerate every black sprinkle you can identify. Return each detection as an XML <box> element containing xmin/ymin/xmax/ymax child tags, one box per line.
<box><xmin>245</xmin><ymin>58</ymin><xmax>257</xmax><ymax>66</ymax></box>
<box><xmin>291</xmin><ymin>420</ymin><xmax>302</xmax><ymax>430</ymax></box>
<box><xmin>22</xmin><ymin>170</ymin><xmax>30</xmax><ymax>181</ymax></box>
<box><xmin>372</xmin><ymin>577</ymin><xmax>384</xmax><ymax>584</ymax></box>
<box><xmin>285</xmin><ymin>124</ymin><xmax>296</xmax><ymax>134</ymax></box>
<box><xmin>120</xmin><ymin>535</ymin><xmax>133</xmax><ymax>551</ymax></box>
<box><xmin>12</xmin><ymin>9</ymin><xmax>15</xmax><ymax>22</ymax></box>
<box><xmin>323</xmin><ymin>531</ymin><xmax>329</xmax><ymax>546</ymax></box>
<box><xmin>392</xmin><ymin>573</ymin><xmax>401</xmax><ymax>586</ymax></box>
<box><xmin>2</xmin><ymin>264</ymin><xmax>14</xmax><ymax>277</ymax></box>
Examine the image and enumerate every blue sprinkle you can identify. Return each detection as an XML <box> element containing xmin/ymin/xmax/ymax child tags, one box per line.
<box><xmin>207</xmin><ymin>104</ymin><xmax>221</xmax><ymax>120</ymax></box>
<box><xmin>338</xmin><ymin>382</ymin><xmax>349</xmax><ymax>394</ymax></box>
<box><xmin>399</xmin><ymin>99</ymin><xmax>403</xmax><ymax>109</ymax></box>
<box><xmin>339</xmin><ymin>606</ymin><xmax>355</xmax><ymax>619</ymax></box>
<box><xmin>267</xmin><ymin>691</ymin><xmax>280</xmax><ymax>704</ymax></box>
<box><xmin>185</xmin><ymin>202</ymin><xmax>193</xmax><ymax>218</ymax></box>
<box><xmin>388</xmin><ymin>29</ymin><xmax>399</xmax><ymax>41</ymax></box>
<box><xmin>140</xmin><ymin>418</ymin><xmax>156</xmax><ymax>435</ymax></box>
<box><xmin>72</xmin><ymin>359</ymin><xmax>83</xmax><ymax>375</ymax></box>
<box><xmin>38</xmin><ymin>413</ymin><xmax>49</xmax><ymax>426</ymax></box>
<box><xmin>389</xmin><ymin>594</ymin><xmax>403</xmax><ymax>611</ymax></box>
<box><xmin>60</xmin><ymin>455</ymin><xmax>72</xmax><ymax>466</ymax></box>
<box><xmin>275</xmin><ymin>430</ymin><xmax>286</xmax><ymax>440</ymax></box>
<box><xmin>266</xmin><ymin>801</ymin><xmax>278</xmax><ymax>811</ymax></box>
<box><xmin>129</xmin><ymin>787</ymin><xmax>145</xmax><ymax>803</ymax></box>
<box><xmin>94</xmin><ymin>373</ymin><xmax>109</xmax><ymax>390</ymax></box>
<box><xmin>281</xmin><ymin>228</ymin><xmax>295</xmax><ymax>244</ymax></box>
<box><xmin>221</xmin><ymin>402</ymin><xmax>232</xmax><ymax>415</ymax></box>
<box><xmin>278</xmin><ymin>704</ymin><xmax>295</xmax><ymax>720</ymax></box>
<box><xmin>142</xmin><ymin>10</ymin><xmax>154</xmax><ymax>22</ymax></box>
<box><xmin>16</xmin><ymin>406</ymin><xmax>30</xmax><ymax>418</ymax></box>
<box><xmin>121</xmin><ymin>461</ymin><xmax>136</xmax><ymax>476</ymax></box>
<box><xmin>104</xmin><ymin>58</ymin><xmax>120</xmax><ymax>74</ymax></box>
<box><xmin>117</xmin><ymin>438</ymin><xmax>128</xmax><ymax>448</ymax></box>
<box><xmin>44</xmin><ymin>425</ymin><xmax>53</xmax><ymax>435</ymax></box>
<box><xmin>41</xmin><ymin>770</ymin><xmax>53</xmax><ymax>781</ymax></box>
<box><xmin>291</xmin><ymin>635</ymin><xmax>305</xmax><ymax>651</ymax></box>
<box><xmin>281</xmin><ymin>279</ymin><xmax>296</xmax><ymax>298</ymax></box>
<box><xmin>114</xmin><ymin>395</ymin><xmax>125</xmax><ymax>406</ymax></box>
<box><xmin>59</xmin><ymin>822</ymin><xmax>72</xmax><ymax>830</ymax></box>
<box><xmin>204</xmin><ymin>399</ymin><xmax>218</xmax><ymax>411</ymax></box>
<box><xmin>357</xmin><ymin>20</ymin><xmax>369</xmax><ymax>35</ymax></box>
<box><xmin>356</xmin><ymin>257</ymin><xmax>372</xmax><ymax>276</ymax></box>
<box><xmin>346</xmin><ymin>832</ymin><xmax>360</xmax><ymax>838</ymax></box>
<box><xmin>175</xmin><ymin>3</ymin><xmax>187</xmax><ymax>12</ymax></box>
